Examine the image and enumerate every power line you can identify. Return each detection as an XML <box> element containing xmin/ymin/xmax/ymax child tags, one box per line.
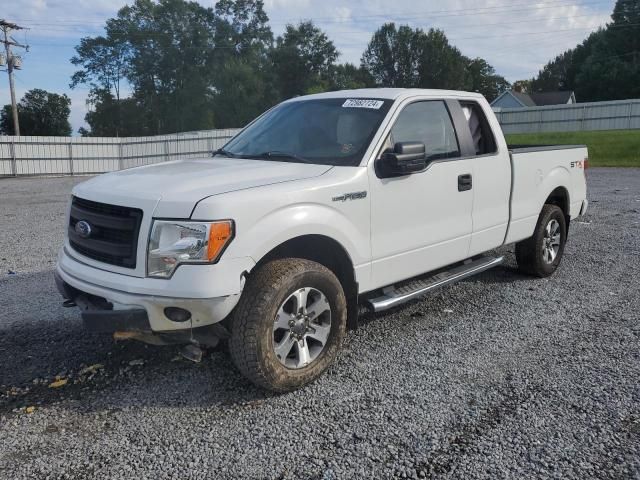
<box><xmin>274</xmin><ymin>0</ymin><xmax>613</xmax><ymax>25</ymax></box>
<box><xmin>1</xmin><ymin>19</ymin><xmax>29</xmax><ymax>136</ymax></box>
<box><xmin>10</xmin><ymin>0</ymin><xmax>613</xmax><ymax>26</ymax></box>
<box><xmin>7</xmin><ymin>0</ymin><xmax>614</xmax><ymax>44</ymax></box>
<box><xmin>285</xmin><ymin>0</ymin><xmax>613</xmax><ymax>22</ymax></box>
<box><xmin>26</xmin><ymin>21</ymin><xmax>632</xmax><ymax>50</ymax></box>
<box><xmin>31</xmin><ymin>10</ymin><xmax>612</xmax><ymax>37</ymax></box>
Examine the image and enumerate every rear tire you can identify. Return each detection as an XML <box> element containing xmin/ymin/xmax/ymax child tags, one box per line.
<box><xmin>229</xmin><ymin>258</ymin><xmax>347</xmax><ymax>392</ymax></box>
<box><xmin>515</xmin><ymin>204</ymin><xmax>567</xmax><ymax>277</ymax></box>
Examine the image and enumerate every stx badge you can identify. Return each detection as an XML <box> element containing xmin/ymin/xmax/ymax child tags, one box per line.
<box><xmin>571</xmin><ymin>160</ymin><xmax>586</xmax><ymax>169</ymax></box>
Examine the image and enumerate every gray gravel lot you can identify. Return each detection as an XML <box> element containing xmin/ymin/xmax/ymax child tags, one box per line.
<box><xmin>1</xmin><ymin>169</ymin><xmax>639</xmax><ymax>479</ymax></box>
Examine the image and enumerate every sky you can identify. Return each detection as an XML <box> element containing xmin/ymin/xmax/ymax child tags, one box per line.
<box><xmin>1</xmin><ymin>0</ymin><xmax>615</xmax><ymax>134</ymax></box>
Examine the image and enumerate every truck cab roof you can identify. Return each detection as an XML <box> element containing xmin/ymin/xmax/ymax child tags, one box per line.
<box><xmin>287</xmin><ymin>88</ymin><xmax>486</xmax><ymax>103</ymax></box>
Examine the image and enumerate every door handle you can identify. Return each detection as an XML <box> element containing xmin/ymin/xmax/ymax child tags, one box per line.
<box><xmin>458</xmin><ymin>174</ymin><xmax>472</xmax><ymax>192</ymax></box>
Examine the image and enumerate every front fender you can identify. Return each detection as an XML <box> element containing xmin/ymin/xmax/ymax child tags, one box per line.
<box><xmin>190</xmin><ymin>166</ymin><xmax>372</xmax><ymax>287</ymax></box>
<box><xmin>233</xmin><ymin>202</ymin><xmax>369</xmax><ymax>269</ymax></box>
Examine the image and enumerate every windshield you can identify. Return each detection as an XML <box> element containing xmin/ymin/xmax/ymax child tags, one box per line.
<box><xmin>219</xmin><ymin>98</ymin><xmax>393</xmax><ymax>166</ymax></box>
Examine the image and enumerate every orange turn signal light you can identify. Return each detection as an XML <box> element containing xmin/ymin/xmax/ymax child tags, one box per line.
<box><xmin>207</xmin><ymin>221</ymin><xmax>233</xmax><ymax>262</ymax></box>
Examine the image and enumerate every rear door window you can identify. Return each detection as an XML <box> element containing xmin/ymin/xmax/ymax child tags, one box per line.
<box><xmin>460</xmin><ymin>102</ymin><xmax>497</xmax><ymax>155</ymax></box>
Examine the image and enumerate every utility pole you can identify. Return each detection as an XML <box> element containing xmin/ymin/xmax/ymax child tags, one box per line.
<box><xmin>1</xmin><ymin>20</ymin><xmax>28</xmax><ymax>136</ymax></box>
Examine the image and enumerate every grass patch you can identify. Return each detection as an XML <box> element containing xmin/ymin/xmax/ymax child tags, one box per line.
<box><xmin>505</xmin><ymin>129</ymin><xmax>640</xmax><ymax>167</ymax></box>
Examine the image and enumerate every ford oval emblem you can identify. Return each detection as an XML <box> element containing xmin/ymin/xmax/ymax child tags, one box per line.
<box><xmin>75</xmin><ymin>220</ymin><xmax>92</xmax><ymax>239</ymax></box>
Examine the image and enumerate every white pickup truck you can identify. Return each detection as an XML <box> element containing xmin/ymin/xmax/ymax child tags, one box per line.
<box><xmin>56</xmin><ymin>88</ymin><xmax>588</xmax><ymax>391</ymax></box>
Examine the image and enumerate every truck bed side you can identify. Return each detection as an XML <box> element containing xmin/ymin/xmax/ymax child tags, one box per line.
<box><xmin>505</xmin><ymin>145</ymin><xmax>588</xmax><ymax>245</ymax></box>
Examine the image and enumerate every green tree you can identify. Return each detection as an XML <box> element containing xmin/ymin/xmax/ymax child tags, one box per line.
<box><xmin>0</xmin><ymin>89</ymin><xmax>72</xmax><ymax>136</ymax></box>
<box><xmin>211</xmin><ymin>0</ymin><xmax>274</xmax><ymax>128</ymax></box>
<box><xmin>71</xmin><ymin>34</ymin><xmax>129</xmax><ymax>101</ymax></box>
<box><xmin>466</xmin><ymin>58</ymin><xmax>510</xmax><ymax>102</ymax></box>
<box><xmin>329</xmin><ymin>63</ymin><xmax>375</xmax><ymax>90</ymax></box>
<box><xmin>361</xmin><ymin>23</ymin><xmax>508</xmax><ymax>100</ymax></box>
<box><xmin>531</xmin><ymin>30</ymin><xmax>602</xmax><ymax>93</ymax></box>
<box><xmin>81</xmin><ymin>89</ymin><xmax>147</xmax><ymax>137</ymax></box>
<box><xmin>212</xmin><ymin>58</ymin><xmax>274</xmax><ymax>128</ymax></box>
<box><xmin>214</xmin><ymin>0</ymin><xmax>272</xmax><ymax>56</ymax></box>
<box><xmin>361</xmin><ymin>23</ymin><xmax>422</xmax><ymax>87</ymax></box>
<box><xmin>578</xmin><ymin>0</ymin><xmax>640</xmax><ymax>100</ymax></box>
<box><xmin>270</xmin><ymin>21</ymin><xmax>339</xmax><ymax>100</ymax></box>
<box><xmin>608</xmin><ymin>0</ymin><xmax>640</xmax><ymax>66</ymax></box>
<box><xmin>71</xmin><ymin>0</ymin><xmax>221</xmax><ymax>135</ymax></box>
<box><xmin>72</xmin><ymin>0</ymin><xmax>275</xmax><ymax>134</ymax></box>
<box><xmin>415</xmin><ymin>28</ymin><xmax>469</xmax><ymax>90</ymax></box>
<box><xmin>70</xmin><ymin>34</ymin><xmax>131</xmax><ymax>135</ymax></box>
<box><xmin>532</xmin><ymin>0</ymin><xmax>640</xmax><ymax>101</ymax></box>
<box><xmin>111</xmin><ymin>0</ymin><xmax>219</xmax><ymax>134</ymax></box>
<box><xmin>531</xmin><ymin>50</ymin><xmax>574</xmax><ymax>92</ymax></box>
<box><xmin>512</xmin><ymin>79</ymin><xmax>532</xmax><ymax>93</ymax></box>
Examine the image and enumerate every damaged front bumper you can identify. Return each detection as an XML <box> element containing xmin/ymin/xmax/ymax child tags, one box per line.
<box><xmin>54</xmin><ymin>270</ymin><xmax>231</xmax><ymax>347</ymax></box>
<box><xmin>55</xmin><ymin>272</ymin><xmax>150</xmax><ymax>332</ymax></box>
<box><xmin>55</xmin><ymin>247</ymin><xmax>254</xmax><ymax>339</ymax></box>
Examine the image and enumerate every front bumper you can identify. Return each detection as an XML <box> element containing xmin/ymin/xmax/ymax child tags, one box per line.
<box><xmin>56</xmin><ymin>247</ymin><xmax>255</xmax><ymax>332</ymax></box>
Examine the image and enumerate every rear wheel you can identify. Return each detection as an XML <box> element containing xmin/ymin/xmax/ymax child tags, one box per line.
<box><xmin>229</xmin><ymin>258</ymin><xmax>347</xmax><ymax>392</ymax></box>
<box><xmin>516</xmin><ymin>204</ymin><xmax>567</xmax><ymax>277</ymax></box>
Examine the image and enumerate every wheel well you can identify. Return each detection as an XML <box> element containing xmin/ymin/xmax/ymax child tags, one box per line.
<box><xmin>545</xmin><ymin>186</ymin><xmax>571</xmax><ymax>231</ymax></box>
<box><xmin>545</xmin><ymin>187</ymin><xmax>569</xmax><ymax>215</ymax></box>
<box><xmin>256</xmin><ymin>235</ymin><xmax>359</xmax><ymax>329</ymax></box>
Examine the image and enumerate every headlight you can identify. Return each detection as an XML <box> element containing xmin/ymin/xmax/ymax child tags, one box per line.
<box><xmin>147</xmin><ymin>220</ymin><xmax>234</xmax><ymax>278</ymax></box>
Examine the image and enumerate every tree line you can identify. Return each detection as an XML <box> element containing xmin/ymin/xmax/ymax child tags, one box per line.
<box><xmin>68</xmin><ymin>0</ymin><xmax>511</xmax><ymax>137</ymax></box>
<box><xmin>1</xmin><ymin>0</ymin><xmax>637</xmax><ymax>136</ymax></box>
<box><xmin>527</xmin><ymin>0</ymin><xmax>639</xmax><ymax>101</ymax></box>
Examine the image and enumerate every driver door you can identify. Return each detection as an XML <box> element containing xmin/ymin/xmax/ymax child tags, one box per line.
<box><xmin>368</xmin><ymin>99</ymin><xmax>474</xmax><ymax>289</ymax></box>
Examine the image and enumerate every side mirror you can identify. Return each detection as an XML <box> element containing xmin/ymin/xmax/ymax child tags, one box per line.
<box><xmin>378</xmin><ymin>142</ymin><xmax>427</xmax><ymax>177</ymax></box>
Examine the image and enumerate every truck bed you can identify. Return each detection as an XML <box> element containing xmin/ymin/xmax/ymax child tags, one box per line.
<box><xmin>505</xmin><ymin>144</ymin><xmax>588</xmax><ymax>245</ymax></box>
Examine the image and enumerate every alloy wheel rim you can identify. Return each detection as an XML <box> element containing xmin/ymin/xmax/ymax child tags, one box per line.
<box><xmin>272</xmin><ymin>287</ymin><xmax>332</xmax><ymax>369</ymax></box>
<box><xmin>542</xmin><ymin>219</ymin><xmax>561</xmax><ymax>264</ymax></box>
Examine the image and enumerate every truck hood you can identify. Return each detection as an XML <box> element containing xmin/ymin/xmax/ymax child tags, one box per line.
<box><xmin>73</xmin><ymin>157</ymin><xmax>333</xmax><ymax>218</ymax></box>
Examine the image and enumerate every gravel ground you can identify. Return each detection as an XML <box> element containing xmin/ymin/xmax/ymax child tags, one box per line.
<box><xmin>1</xmin><ymin>169</ymin><xmax>639</xmax><ymax>479</ymax></box>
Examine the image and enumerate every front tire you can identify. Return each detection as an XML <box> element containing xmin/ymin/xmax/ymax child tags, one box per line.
<box><xmin>229</xmin><ymin>258</ymin><xmax>347</xmax><ymax>392</ymax></box>
<box><xmin>515</xmin><ymin>204</ymin><xmax>567</xmax><ymax>277</ymax></box>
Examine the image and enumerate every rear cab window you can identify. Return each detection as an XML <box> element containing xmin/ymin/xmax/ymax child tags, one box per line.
<box><xmin>459</xmin><ymin>101</ymin><xmax>497</xmax><ymax>156</ymax></box>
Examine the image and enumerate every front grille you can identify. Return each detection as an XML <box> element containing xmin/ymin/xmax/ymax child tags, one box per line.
<box><xmin>68</xmin><ymin>196</ymin><xmax>143</xmax><ymax>268</ymax></box>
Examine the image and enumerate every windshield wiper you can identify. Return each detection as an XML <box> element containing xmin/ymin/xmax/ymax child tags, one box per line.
<box><xmin>252</xmin><ymin>151</ymin><xmax>314</xmax><ymax>164</ymax></box>
<box><xmin>212</xmin><ymin>148</ymin><xmax>239</xmax><ymax>158</ymax></box>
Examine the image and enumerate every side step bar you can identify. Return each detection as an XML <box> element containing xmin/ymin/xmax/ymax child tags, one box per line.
<box><xmin>366</xmin><ymin>256</ymin><xmax>504</xmax><ymax>313</ymax></box>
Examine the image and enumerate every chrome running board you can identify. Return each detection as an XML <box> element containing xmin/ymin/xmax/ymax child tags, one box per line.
<box><xmin>366</xmin><ymin>256</ymin><xmax>504</xmax><ymax>313</ymax></box>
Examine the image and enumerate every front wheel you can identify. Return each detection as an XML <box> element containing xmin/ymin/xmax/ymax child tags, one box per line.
<box><xmin>229</xmin><ymin>258</ymin><xmax>347</xmax><ymax>392</ymax></box>
<box><xmin>515</xmin><ymin>204</ymin><xmax>567</xmax><ymax>277</ymax></box>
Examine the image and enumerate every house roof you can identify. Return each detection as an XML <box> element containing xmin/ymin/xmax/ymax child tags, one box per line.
<box><xmin>491</xmin><ymin>90</ymin><xmax>575</xmax><ymax>107</ymax></box>
<box><xmin>511</xmin><ymin>91</ymin><xmax>537</xmax><ymax>107</ymax></box>
<box><xmin>528</xmin><ymin>91</ymin><xmax>574</xmax><ymax>106</ymax></box>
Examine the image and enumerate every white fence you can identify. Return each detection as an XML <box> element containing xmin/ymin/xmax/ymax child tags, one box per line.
<box><xmin>0</xmin><ymin>129</ymin><xmax>241</xmax><ymax>177</ymax></box>
<box><xmin>494</xmin><ymin>99</ymin><xmax>640</xmax><ymax>134</ymax></box>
